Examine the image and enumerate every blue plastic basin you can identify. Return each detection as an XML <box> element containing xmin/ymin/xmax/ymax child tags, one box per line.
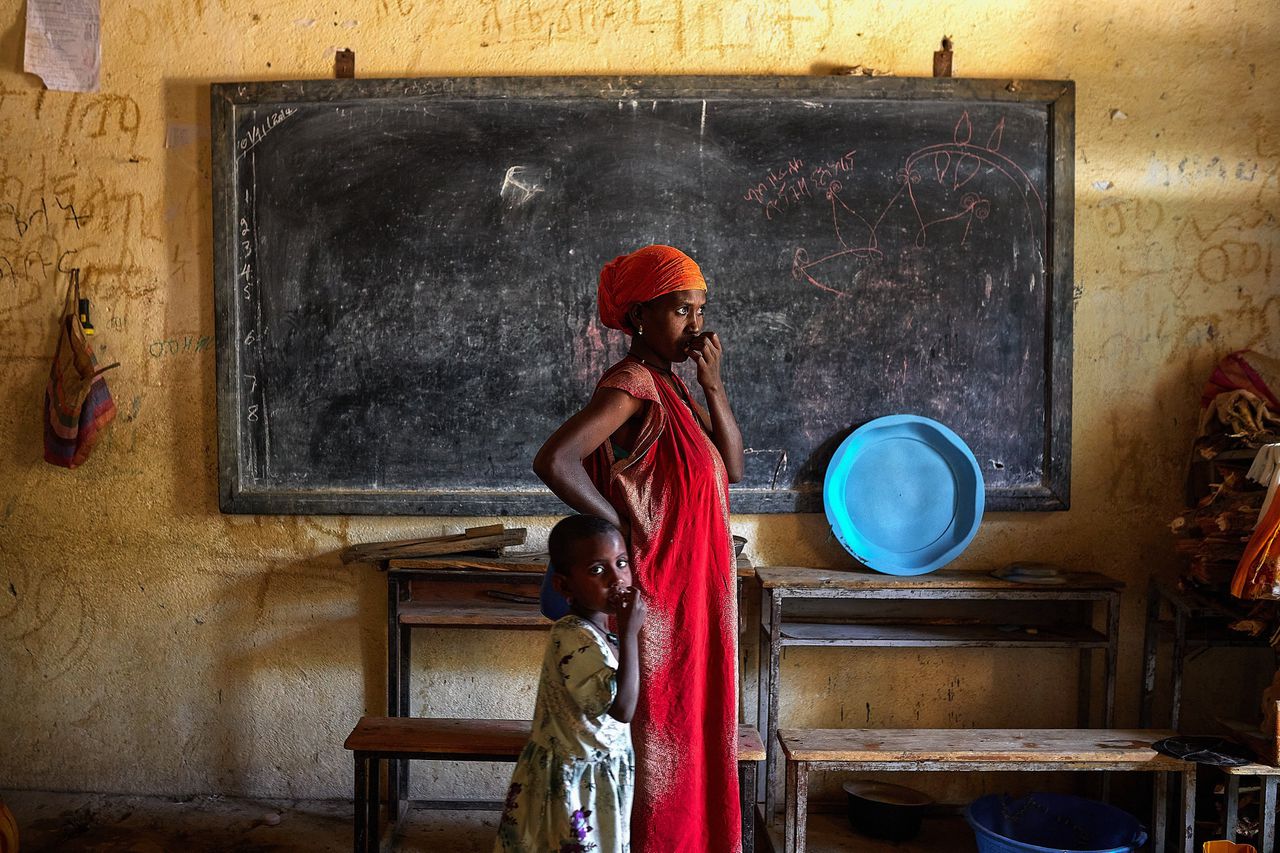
<box><xmin>965</xmin><ymin>793</ymin><xmax>1149</xmax><ymax>853</ymax></box>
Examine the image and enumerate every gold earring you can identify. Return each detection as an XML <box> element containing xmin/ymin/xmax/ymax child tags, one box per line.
<box><xmin>637</xmin><ymin>324</ymin><xmax>644</xmax><ymax>336</ymax></box>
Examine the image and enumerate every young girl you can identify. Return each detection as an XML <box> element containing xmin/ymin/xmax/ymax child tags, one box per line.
<box><xmin>494</xmin><ymin>514</ymin><xmax>646</xmax><ymax>853</ymax></box>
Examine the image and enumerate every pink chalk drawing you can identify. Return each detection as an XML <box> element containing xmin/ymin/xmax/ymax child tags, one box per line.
<box><xmin>767</xmin><ymin>113</ymin><xmax>1047</xmax><ymax>297</ymax></box>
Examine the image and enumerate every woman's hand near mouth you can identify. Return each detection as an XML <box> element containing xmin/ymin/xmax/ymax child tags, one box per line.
<box><xmin>687</xmin><ymin>331</ymin><xmax>724</xmax><ymax>391</ymax></box>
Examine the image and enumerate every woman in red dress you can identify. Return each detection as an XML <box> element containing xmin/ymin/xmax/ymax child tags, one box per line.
<box><xmin>534</xmin><ymin>244</ymin><xmax>745</xmax><ymax>853</ymax></box>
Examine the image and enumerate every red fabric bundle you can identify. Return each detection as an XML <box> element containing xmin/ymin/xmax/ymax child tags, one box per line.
<box><xmin>1200</xmin><ymin>349</ymin><xmax>1280</xmax><ymax>410</ymax></box>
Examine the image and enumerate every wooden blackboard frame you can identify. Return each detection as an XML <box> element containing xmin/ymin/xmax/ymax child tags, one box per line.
<box><xmin>212</xmin><ymin>76</ymin><xmax>1074</xmax><ymax>516</ymax></box>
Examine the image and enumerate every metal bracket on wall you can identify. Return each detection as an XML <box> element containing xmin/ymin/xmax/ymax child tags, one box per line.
<box><xmin>933</xmin><ymin>36</ymin><xmax>953</xmax><ymax>77</ymax></box>
<box><xmin>336</xmin><ymin>49</ymin><xmax>355</xmax><ymax>79</ymax></box>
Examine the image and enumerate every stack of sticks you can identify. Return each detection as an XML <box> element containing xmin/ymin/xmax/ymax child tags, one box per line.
<box><xmin>1171</xmin><ymin>472</ymin><xmax>1264</xmax><ymax>589</ymax></box>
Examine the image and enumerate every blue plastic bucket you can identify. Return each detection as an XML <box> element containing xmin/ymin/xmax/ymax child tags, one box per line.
<box><xmin>965</xmin><ymin>793</ymin><xmax>1149</xmax><ymax>853</ymax></box>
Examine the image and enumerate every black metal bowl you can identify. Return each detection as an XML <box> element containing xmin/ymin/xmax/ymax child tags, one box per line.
<box><xmin>842</xmin><ymin>780</ymin><xmax>932</xmax><ymax>842</ymax></box>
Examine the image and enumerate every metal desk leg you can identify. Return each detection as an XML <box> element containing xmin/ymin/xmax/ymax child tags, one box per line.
<box><xmin>1140</xmin><ymin>580</ymin><xmax>1161</xmax><ymax>727</ymax></box>
<box><xmin>784</xmin><ymin>759</ymin><xmax>807</xmax><ymax>853</ymax></box>
<box><xmin>1171</xmin><ymin>604</ymin><xmax>1188</xmax><ymax>731</ymax></box>
<box><xmin>1263</xmin><ymin>775</ymin><xmax>1277</xmax><ymax>853</ymax></box>
<box><xmin>353</xmin><ymin>752</ymin><xmax>368</xmax><ymax>853</ymax></box>
<box><xmin>747</xmin><ymin>584</ymin><xmax>768</xmax><ymax>804</ymax></box>
<box><xmin>1077</xmin><ymin>647</ymin><xmax>1093</xmax><ymax>728</ymax></box>
<box><xmin>755</xmin><ymin>598</ymin><xmax>769</xmax><ymax>805</ymax></box>
<box><xmin>386</xmin><ymin>577</ymin><xmax>401</xmax><ymax>821</ymax></box>
<box><xmin>762</xmin><ymin>588</ymin><xmax>783</xmax><ymax>820</ymax></box>
<box><xmin>1104</xmin><ymin>590</ymin><xmax>1119</xmax><ymax>728</ymax></box>
<box><xmin>1181</xmin><ymin>765</ymin><xmax>1197</xmax><ymax>853</ymax></box>
<box><xmin>739</xmin><ymin>761</ymin><xmax>757</xmax><ymax>853</ymax></box>
<box><xmin>1153</xmin><ymin>771</ymin><xmax>1168</xmax><ymax>853</ymax></box>
<box><xmin>397</xmin><ymin>623</ymin><xmax>411</xmax><ymax>812</ymax></box>
<box><xmin>1225</xmin><ymin>774</ymin><xmax>1240</xmax><ymax>841</ymax></box>
<box><xmin>366</xmin><ymin>756</ymin><xmax>381</xmax><ymax>853</ymax></box>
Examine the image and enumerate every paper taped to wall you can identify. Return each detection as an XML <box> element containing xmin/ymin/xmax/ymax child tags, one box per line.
<box><xmin>24</xmin><ymin>0</ymin><xmax>101</xmax><ymax>93</ymax></box>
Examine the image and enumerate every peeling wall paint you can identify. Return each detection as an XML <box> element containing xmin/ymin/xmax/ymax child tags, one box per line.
<box><xmin>0</xmin><ymin>0</ymin><xmax>1276</xmax><ymax>801</ymax></box>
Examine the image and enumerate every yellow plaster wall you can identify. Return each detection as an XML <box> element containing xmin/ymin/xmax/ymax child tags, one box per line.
<box><xmin>1</xmin><ymin>0</ymin><xmax>1276</xmax><ymax>800</ymax></box>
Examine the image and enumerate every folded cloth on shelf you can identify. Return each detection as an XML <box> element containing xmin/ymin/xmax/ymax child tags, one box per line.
<box><xmin>1231</xmin><ymin>487</ymin><xmax>1280</xmax><ymax>600</ymax></box>
<box><xmin>1201</xmin><ymin>349</ymin><xmax>1280</xmax><ymax>411</ymax></box>
<box><xmin>1203</xmin><ymin>390</ymin><xmax>1280</xmax><ymax>443</ymax></box>
<box><xmin>1198</xmin><ymin>350</ymin><xmax>1280</xmax><ymax>446</ymax></box>
<box><xmin>1247</xmin><ymin>444</ymin><xmax>1280</xmax><ymax>523</ymax></box>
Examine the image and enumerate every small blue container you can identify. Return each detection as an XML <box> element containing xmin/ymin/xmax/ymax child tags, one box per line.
<box><xmin>965</xmin><ymin>793</ymin><xmax>1148</xmax><ymax>853</ymax></box>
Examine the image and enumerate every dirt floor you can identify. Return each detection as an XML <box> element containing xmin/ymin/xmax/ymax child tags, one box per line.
<box><xmin>3</xmin><ymin>790</ymin><xmax>979</xmax><ymax>852</ymax></box>
<box><xmin>3</xmin><ymin>791</ymin><xmax>495</xmax><ymax>853</ymax></box>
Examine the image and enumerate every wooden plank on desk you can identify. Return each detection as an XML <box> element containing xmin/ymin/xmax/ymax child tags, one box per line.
<box><xmin>344</xmin><ymin>717</ymin><xmax>532</xmax><ymax>755</ymax></box>
<box><xmin>776</xmin><ymin>621</ymin><xmax>1109</xmax><ymax>648</ymax></box>
<box><xmin>406</xmin><ymin>578</ymin><xmax>541</xmax><ymax>605</ymax></box>
<box><xmin>1219</xmin><ymin>714</ymin><xmax>1280</xmax><ymax>766</ymax></box>
<box><xmin>1219</xmin><ymin>760</ymin><xmax>1280</xmax><ymax>776</ymax></box>
<box><xmin>345</xmin><ymin>717</ymin><xmax>771</xmax><ymax>763</ymax></box>
<box><xmin>1157</xmin><ymin>577</ymin><xmax>1255</xmax><ymax>621</ymax></box>
<box><xmin>341</xmin><ymin>527</ymin><xmax>527</xmax><ymax>563</ymax></box>
<box><xmin>399</xmin><ymin>601</ymin><xmax>550</xmax><ymax>628</ymax></box>
<box><xmin>390</xmin><ymin>554</ymin><xmax>549</xmax><ymax>572</ymax></box>
<box><xmin>738</xmin><ymin>725</ymin><xmax>766</xmax><ymax>761</ymax></box>
<box><xmin>778</xmin><ymin>728</ymin><xmax>1181</xmax><ymax>764</ymax></box>
<box><xmin>755</xmin><ymin>566</ymin><xmax>1123</xmax><ymax>591</ymax></box>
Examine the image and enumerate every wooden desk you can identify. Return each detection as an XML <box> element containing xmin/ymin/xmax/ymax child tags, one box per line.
<box><xmin>382</xmin><ymin>556</ymin><xmax>754</xmax><ymax>819</ymax></box>
<box><xmin>383</xmin><ymin>558</ymin><xmax>548</xmax><ymax>819</ymax></box>
<box><xmin>779</xmin><ymin>728</ymin><xmax>1193</xmax><ymax>853</ymax></box>
<box><xmin>755</xmin><ymin>566</ymin><xmax>1124</xmax><ymax>816</ymax></box>
<box><xmin>1139</xmin><ymin>577</ymin><xmax>1274</xmax><ymax>729</ymax></box>
<box><xmin>1220</xmin><ymin>761</ymin><xmax>1280</xmax><ymax>853</ymax></box>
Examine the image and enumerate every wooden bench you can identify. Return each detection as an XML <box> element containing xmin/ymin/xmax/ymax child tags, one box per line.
<box><xmin>344</xmin><ymin>716</ymin><xmax>766</xmax><ymax>853</ymax></box>
<box><xmin>1217</xmin><ymin>762</ymin><xmax>1280</xmax><ymax>853</ymax></box>
<box><xmin>778</xmin><ymin>728</ymin><xmax>1196</xmax><ymax>853</ymax></box>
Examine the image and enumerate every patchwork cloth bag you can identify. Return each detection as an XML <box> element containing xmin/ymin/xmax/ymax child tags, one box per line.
<box><xmin>43</xmin><ymin>271</ymin><xmax>118</xmax><ymax>468</ymax></box>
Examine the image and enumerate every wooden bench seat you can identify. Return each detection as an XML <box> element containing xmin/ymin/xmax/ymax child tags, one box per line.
<box><xmin>778</xmin><ymin>728</ymin><xmax>1196</xmax><ymax>853</ymax></box>
<box><xmin>344</xmin><ymin>716</ymin><xmax>765</xmax><ymax>853</ymax></box>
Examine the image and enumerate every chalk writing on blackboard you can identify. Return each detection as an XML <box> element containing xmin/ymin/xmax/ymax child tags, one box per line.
<box><xmin>744</xmin><ymin>447</ymin><xmax>790</xmax><ymax>490</ymax></box>
<box><xmin>237</xmin><ymin>107</ymin><xmax>297</xmax><ymax>159</ymax></box>
<box><xmin>788</xmin><ymin>112</ymin><xmax>1046</xmax><ymax>297</ymax></box>
<box><xmin>500</xmin><ymin>166</ymin><xmax>544</xmax><ymax>205</ymax></box>
<box><xmin>236</xmin><ymin>150</ymin><xmax>267</xmax><ymax>478</ymax></box>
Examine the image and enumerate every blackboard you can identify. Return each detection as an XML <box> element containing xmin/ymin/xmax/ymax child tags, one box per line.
<box><xmin>212</xmin><ymin>76</ymin><xmax>1074</xmax><ymax>515</ymax></box>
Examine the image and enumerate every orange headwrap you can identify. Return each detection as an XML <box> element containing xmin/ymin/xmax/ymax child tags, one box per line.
<box><xmin>597</xmin><ymin>245</ymin><xmax>707</xmax><ymax>333</ymax></box>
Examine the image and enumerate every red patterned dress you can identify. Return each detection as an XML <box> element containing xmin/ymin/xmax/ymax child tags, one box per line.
<box><xmin>587</xmin><ymin>356</ymin><xmax>740</xmax><ymax>853</ymax></box>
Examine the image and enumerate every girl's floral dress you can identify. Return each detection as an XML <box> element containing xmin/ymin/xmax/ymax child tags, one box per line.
<box><xmin>494</xmin><ymin>615</ymin><xmax>634</xmax><ymax>853</ymax></box>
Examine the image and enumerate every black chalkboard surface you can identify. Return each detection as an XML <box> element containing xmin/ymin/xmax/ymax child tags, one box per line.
<box><xmin>212</xmin><ymin>76</ymin><xmax>1074</xmax><ymax>515</ymax></box>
